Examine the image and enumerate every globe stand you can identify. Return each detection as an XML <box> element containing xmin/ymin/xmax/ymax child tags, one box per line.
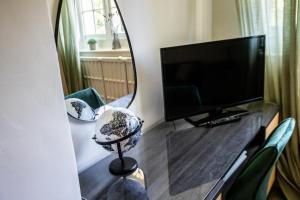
<box><xmin>93</xmin><ymin>119</ymin><xmax>144</xmax><ymax>176</ymax></box>
<box><xmin>109</xmin><ymin>142</ymin><xmax>138</xmax><ymax>176</ymax></box>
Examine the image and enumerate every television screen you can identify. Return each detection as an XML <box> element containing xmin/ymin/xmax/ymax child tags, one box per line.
<box><xmin>161</xmin><ymin>35</ymin><xmax>265</xmax><ymax>121</ymax></box>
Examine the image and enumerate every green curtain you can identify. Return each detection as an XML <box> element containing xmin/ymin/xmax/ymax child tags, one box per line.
<box><xmin>57</xmin><ymin>0</ymin><xmax>83</xmax><ymax>94</ymax></box>
<box><xmin>237</xmin><ymin>0</ymin><xmax>300</xmax><ymax>199</ymax></box>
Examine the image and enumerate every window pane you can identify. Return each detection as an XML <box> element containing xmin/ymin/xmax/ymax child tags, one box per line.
<box><xmin>110</xmin><ymin>0</ymin><xmax>116</xmax><ymax>8</ymax></box>
<box><xmin>93</xmin><ymin>0</ymin><xmax>103</xmax><ymax>9</ymax></box>
<box><xmin>83</xmin><ymin>11</ymin><xmax>95</xmax><ymax>35</ymax></box>
<box><xmin>110</xmin><ymin>7</ymin><xmax>124</xmax><ymax>33</ymax></box>
<box><xmin>94</xmin><ymin>11</ymin><xmax>106</xmax><ymax>34</ymax></box>
<box><xmin>81</xmin><ymin>0</ymin><xmax>93</xmax><ymax>11</ymax></box>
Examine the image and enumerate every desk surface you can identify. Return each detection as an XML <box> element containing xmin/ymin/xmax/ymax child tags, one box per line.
<box><xmin>79</xmin><ymin>102</ymin><xmax>279</xmax><ymax>200</ymax></box>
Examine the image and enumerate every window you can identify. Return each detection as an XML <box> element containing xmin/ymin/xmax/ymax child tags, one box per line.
<box><xmin>109</xmin><ymin>0</ymin><xmax>125</xmax><ymax>34</ymax></box>
<box><xmin>249</xmin><ymin>0</ymin><xmax>284</xmax><ymax>55</ymax></box>
<box><xmin>77</xmin><ymin>0</ymin><xmax>125</xmax><ymax>41</ymax></box>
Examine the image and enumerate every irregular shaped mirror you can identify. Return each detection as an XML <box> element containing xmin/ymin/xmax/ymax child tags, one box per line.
<box><xmin>55</xmin><ymin>0</ymin><xmax>136</xmax><ymax>120</ymax></box>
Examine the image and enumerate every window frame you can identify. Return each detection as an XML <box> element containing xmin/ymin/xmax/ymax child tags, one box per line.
<box><xmin>77</xmin><ymin>0</ymin><xmax>126</xmax><ymax>43</ymax></box>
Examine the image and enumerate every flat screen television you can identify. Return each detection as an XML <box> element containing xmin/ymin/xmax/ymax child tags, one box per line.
<box><xmin>161</xmin><ymin>35</ymin><xmax>265</xmax><ymax>122</ymax></box>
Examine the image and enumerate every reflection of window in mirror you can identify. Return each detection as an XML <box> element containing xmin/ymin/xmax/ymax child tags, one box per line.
<box><xmin>77</xmin><ymin>0</ymin><xmax>128</xmax><ymax>50</ymax></box>
<box><xmin>57</xmin><ymin>0</ymin><xmax>136</xmax><ymax>111</ymax></box>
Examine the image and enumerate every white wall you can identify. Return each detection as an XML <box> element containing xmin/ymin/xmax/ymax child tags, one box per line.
<box><xmin>48</xmin><ymin>0</ymin><xmax>212</xmax><ymax>129</ymax></box>
<box><xmin>48</xmin><ymin>0</ymin><xmax>60</xmax><ymax>29</ymax></box>
<box><xmin>212</xmin><ymin>0</ymin><xmax>241</xmax><ymax>40</ymax></box>
<box><xmin>48</xmin><ymin>0</ymin><xmax>213</xmax><ymax>171</ymax></box>
<box><xmin>0</xmin><ymin>1</ymin><xmax>81</xmax><ymax>200</ymax></box>
<box><xmin>195</xmin><ymin>0</ymin><xmax>213</xmax><ymax>41</ymax></box>
<box><xmin>117</xmin><ymin>0</ymin><xmax>213</xmax><ymax>129</ymax></box>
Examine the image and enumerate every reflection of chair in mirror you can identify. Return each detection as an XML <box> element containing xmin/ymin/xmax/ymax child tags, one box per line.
<box><xmin>225</xmin><ymin>118</ymin><xmax>295</xmax><ymax>200</ymax></box>
<box><xmin>65</xmin><ymin>87</ymin><xmax>105</xmax><ymax>110</ymax></box>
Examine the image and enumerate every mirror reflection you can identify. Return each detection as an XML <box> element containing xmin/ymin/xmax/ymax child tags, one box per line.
<box><xmin>57</xmin><ymin>0</ymin><xmax>136</xmax><ymax>120</ymax></box>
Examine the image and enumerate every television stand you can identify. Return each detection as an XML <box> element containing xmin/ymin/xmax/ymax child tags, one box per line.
<box><xmin>185</xmin><ymin>109</ymin><xmax>249</xmax><ymax>127</ymax></box>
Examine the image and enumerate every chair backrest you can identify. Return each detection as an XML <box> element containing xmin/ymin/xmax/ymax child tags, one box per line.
<box><xmin>226</xmin><ymin>118</ymin><xmax>295</xmax><ymax>200</ymax></box>
<box><xmin>65</xmin><ymin>87</ymin><xmax>105</xmax><ymax>110</ymax></box>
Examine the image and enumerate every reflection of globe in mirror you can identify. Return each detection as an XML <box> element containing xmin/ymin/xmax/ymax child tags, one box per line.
<box><xmin>71</xmin><ymin>101</ymin><xmax>86</xmax><ymax>118</ymax></box>
<box><xmin>65</xmin><ymin>98</ymin><xmax>96</xmax><ymax>121</ymax></box>
<box><xmin>95</xmin><ymin>107</ymin><xmax>141</xmax><ymax>153</ymax></box>
<box><xmin>107</xmin><ymin>178</ymin><xmax>149</xmax><ymax>200</ymax></box>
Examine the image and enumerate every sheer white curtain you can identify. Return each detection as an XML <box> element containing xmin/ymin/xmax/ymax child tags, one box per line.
<box><xmin>237</xmin><ymin>0</ymin><xmax>284</xmax><ymax>104</ymax></box>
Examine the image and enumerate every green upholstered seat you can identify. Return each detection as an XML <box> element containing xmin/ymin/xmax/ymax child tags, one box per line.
<box><xmin>226</xmin><ymin>118</ymin><xmax>295</xmax><ymax>200</ymax></box>
<box><xmin>65</xmin><ymin>87</ymin><xmax>106</xmax><ymax>110</ymax></box>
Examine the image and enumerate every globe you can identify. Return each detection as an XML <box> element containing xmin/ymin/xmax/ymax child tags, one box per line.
<box><xmin>94</xmin><ymin>107</ymin><xmax>142</xmax><ymax>153</ymax></box>
<box><xmin>65</xmin><ymin>98</ymin><xmax>96</xmax><ymax>121</ymax></box>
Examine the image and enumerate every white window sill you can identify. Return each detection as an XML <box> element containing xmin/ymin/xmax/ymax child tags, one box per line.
<box><xmin>80</xmin><ymin>49</ymin><xmax>130</xmax><ymax>53</ymax></box>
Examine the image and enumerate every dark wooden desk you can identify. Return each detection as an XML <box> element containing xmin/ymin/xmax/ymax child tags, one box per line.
<box><xmin>79</xmin><ymin>102</ymin><xmax>279</xmax><ymax>200</ymax></box>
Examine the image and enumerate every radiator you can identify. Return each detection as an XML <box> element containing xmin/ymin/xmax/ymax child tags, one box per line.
<box><xmin>81</xmin><ymin>56</ymin><xmax>135</xmax><ymax>103</ymax></box>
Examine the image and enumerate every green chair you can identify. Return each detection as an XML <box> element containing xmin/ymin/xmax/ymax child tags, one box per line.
<box><xmin>226</xmin><ymin>118</ymin><xmax>295</xmax><ymax>200</ymax></box>
<box><xmin>65</xmin><ymin>87</ymin><xmax>106</xmax><ymax>110</ymax></box>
